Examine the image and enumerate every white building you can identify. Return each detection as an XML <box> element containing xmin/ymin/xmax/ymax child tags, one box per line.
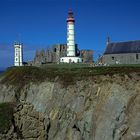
<box><xmin>60</xmin><ymin>9</ymin><xmax>82</xmax><ymax>63</ymax></box>
<box><xmin>14</xmin><ymin>43</ymin><xmax>23</xmax><ymax>66</ymax></box>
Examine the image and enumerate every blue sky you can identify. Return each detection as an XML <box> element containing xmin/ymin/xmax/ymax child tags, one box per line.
<box><xmin>0</xmin><ymin>0</ymin><xmax>140</xmax><ymax>69</ymax></box>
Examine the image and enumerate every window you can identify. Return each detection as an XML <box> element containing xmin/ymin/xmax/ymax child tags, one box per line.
<box><xmin>112</xmin><ymin>57</ymin><xmax>115</xmax><ymax>60</ymax></box>
<box><xmin>136</xmin><ymin>54</ymin><xmax>139</xmax><ymax>59</ymax></box>
<box><xmin>54</xmin><ymin>48</ymin><xmax>56</xmax><ymax>52</ymax></box>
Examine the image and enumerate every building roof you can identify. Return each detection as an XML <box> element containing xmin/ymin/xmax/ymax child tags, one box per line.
<box><xmin>104</xmin><ymin>40</ymin><xmax>140</xmax><ymax>54</ymax></box>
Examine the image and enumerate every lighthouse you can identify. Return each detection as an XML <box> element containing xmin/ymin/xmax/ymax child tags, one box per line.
<box><xmin>60</xmin><ymin>9</ymin><xmax>82</xmax><ymax>63</ymax></box>
<box><xmin>14</xmin><ymin>42</ymin><xmax>23</xmax><ymax>66</ymax></box>
<box><xmin>67</xmin><ymin>9</ymin><xmax>75</xmax><ymax>56</ymax></box>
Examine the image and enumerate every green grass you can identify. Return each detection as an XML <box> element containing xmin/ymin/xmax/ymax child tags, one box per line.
<box><xmin>109</xmin><ymin>64</ymin><xmax>140</xmax><ymax>67</ymax></box>
<box><xmin>0</xmin><ymin>65</ymin><xmax>140</xmax><ymax>88</ymax></box>
<box><xmin>41</xmin><ymin>63</ymin><xmax>90</xmax><ymax>69</ymax></box>
<box><xmin>0</xmin><ymin>102</ymin><xmax>15</xmax><ymax>134</ymax></box>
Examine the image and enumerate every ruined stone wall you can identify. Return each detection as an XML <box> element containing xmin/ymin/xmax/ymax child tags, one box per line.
<box><xmin>34</xmin><ymin>44</ymin><xmax>67</xmax><ymax>64</ymax></box>
<box><xmin>80</xmin><ymin>50</ymin><xmax>94</xmax><ymax>63</ymax></box>
<box><xmin>33</xmin><ymin>45</ymin><xmax>93</xmax><ymax>65</ymax></box>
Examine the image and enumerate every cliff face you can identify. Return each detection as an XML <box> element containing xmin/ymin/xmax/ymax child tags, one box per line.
<box><xmin>0</xmin><ymin>72</ymin><xmax>140</xmax><ymax>140</ymax></box>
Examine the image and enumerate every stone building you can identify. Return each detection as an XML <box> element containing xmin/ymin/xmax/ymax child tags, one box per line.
<box><xmin>33</xmin><ymin>44</ymin><xmax>93</xmax><ymax>65</ymax></box>
<box><xmin>80</xmin><ymin>50</ymin><xmax>93</xmax><ymax>63</ymax></box>
<box><xmin>103</xmin><ymin>39</ymin><xmax>140</xmax><ymax>65</ymax></box>
<box><xmin>34</xmin><ymin>44</ymin><xmax>67</xmax><ymax>65</ymax></box>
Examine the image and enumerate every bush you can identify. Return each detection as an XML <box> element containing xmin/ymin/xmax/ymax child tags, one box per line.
<box><xmin>0</xmin><ymin>102</ymin><xmax>15</xmax><ymax>134</ymax></box>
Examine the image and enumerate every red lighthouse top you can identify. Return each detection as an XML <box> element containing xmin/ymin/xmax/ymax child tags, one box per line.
<box><xmin>67</xmin><ymin>9</ymin><xmax>75</xmax><ymax>23</ymax></box>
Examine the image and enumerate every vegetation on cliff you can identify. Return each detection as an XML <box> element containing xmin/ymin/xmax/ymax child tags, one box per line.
<box><xmin>1</xmin><ymin>65</ymin><xmax>140</xmax><ymax>87</ymax></box>
<box><xmin>0</xmin><ymin>103</ymin><xmax>15</xmax><ymax>134</ymax></box>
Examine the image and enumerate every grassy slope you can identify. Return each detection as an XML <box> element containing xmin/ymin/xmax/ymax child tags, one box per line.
<box><xmin>0</xmin><ymin>65</ymin><xmax>140</xmax><ymax>87</ymax></box>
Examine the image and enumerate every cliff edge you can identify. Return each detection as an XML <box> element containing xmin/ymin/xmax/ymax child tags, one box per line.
<box><xmin>0</xmin><ymin>66</ymin><xmax>140</xmax><ymax>140</ymax></box>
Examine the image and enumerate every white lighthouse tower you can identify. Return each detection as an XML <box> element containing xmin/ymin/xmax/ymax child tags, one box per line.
<box><xmin>14</xmin><ymin>42</ymin><xmax>23</xmax><ymax>66</ymax></box>
<box><xmin>60</xmin><ymin>9</ymin><xmax>82</xmax><ymax>63</ymax></box>
<box><xmin>67</xmin><ymin>9</ymin><xmax>75</xmax><ymax>57</ymax></box>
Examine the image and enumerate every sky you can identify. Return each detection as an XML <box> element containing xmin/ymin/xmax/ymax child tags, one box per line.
<box><xmin>1</xmin><ymin>0</ymin><xmax>140</xmax><ymax>69</ymax></box>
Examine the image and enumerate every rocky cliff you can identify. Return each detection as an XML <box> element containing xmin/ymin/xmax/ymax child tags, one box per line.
<box><xmin>0</xmin><ymin>66</ymin><xmax>140</xmax><ymax>140</ymax></box>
